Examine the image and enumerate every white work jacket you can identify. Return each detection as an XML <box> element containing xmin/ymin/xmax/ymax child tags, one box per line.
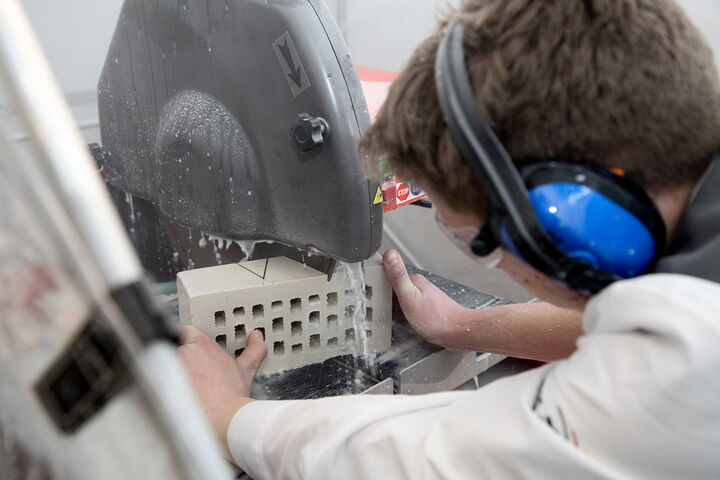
<box><xmin>228</xmin><ymin>274</ymin><xmax>720</xmax><ymax>479</ymax></box>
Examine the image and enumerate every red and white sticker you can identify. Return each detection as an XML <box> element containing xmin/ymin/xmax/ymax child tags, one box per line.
<box><xmin>396</xmin><ymin>183</ymin><xmax>411</xmax><ymax>202</ymax></box>
<box><xmin>381</xmin><ymin>177</ymin><xmax>427</xmax><ymax>213</ymax></box>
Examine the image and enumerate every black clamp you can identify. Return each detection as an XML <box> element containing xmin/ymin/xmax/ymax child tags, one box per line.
<box><xmin>294</xmin><ymin>113</ymin><xmax>329</xmax><ymax>152</ymax></box>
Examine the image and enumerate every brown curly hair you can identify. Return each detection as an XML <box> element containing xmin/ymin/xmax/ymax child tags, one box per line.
<box><xmin>358</xmin><ymin>0</ymin><xmax>720</xmax><ymax>213</ymax></box>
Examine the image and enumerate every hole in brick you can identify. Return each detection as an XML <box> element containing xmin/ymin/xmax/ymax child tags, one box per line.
<box><xmin>253</xmin><ymin>304</ymin><xmax>264</xmax><ymax>319</ymax></box>
<box><xmin>233</xmin><ymin>307</ymin><xmax>245</xmax><ymax>318</ymax></box>
<box><xmin>309</xmin><ymin>294</ymin><xmax>320</xmax><ymax>305</ymax></box>
<box><xmin>216</xmin><ymin>334</ymin><xmax>227</xmax><ymax>348</ymax></box>
<box><xmin>255</xmin><ymin>327</ymin><xmax>266</xmax><ymax>340</ymax></box>
<box><xmin>327</xmin><ymin>314</ymin><xmax>338</xmax><ymax>331</ymax></box>
<box><xmin>327</xmin><ymin>337</ymin><xmax>339</xmax><ymax>347</ymax></box>
<box><xmin>291</xmin><ymin>298</ymin><xmax>302</xmax><ymax>313</ymax></box>
<box><xmin>291</xmin><ymin>321</ymin><xmax>302</xmax><ymax>337</ymax></box>
<box><xmin>292</xmin><ymin>343</ymin><xmax>303</xmax><ymax>353</ymax></box>
<box><xmin>214</xmin><ymin>311</ymin><xmax>226</xmax><ymax>327</ymax></box>
<box><xmin>365</xmin><ymin>286</ymin><xmax>373</xmax><ymax>300</ymax></box>
<box><xmin>366</xmin><ymin>308</ymin><xmax>373</xmax><ymax>322</ymax></box>
<box><xmin>344</xmin><ymin>305</ymin><xmax>356</xmax><ymax>319</ymax></box>
<box><xmin>272</xmin><ymin>318</ymin><xmax>284</xmax><ymax>333</ymax></box>
<box><xmin>235</xmin><ymin>324</ymin><xmax>246</xmax><ymax>341</ymax></box>
<box><xmin>345</xmin><ymin>329</ymin><xmax>355</xmax><ymax>343</ymax></box>
<box><xmin>365</xmin><ymin>330</ymin><xmax>373</xmax><ymax>338</ymax></box>
<box><xmin>234</xmin><ymin>348</ymin><xmax>245</xmax><ymax>357</ymax></box>
<box><xmin>310</xmin><ymin>334</ymin><xmax>321</xmax><ymax>349</ymax></box>
<box><xmin>309</xmin><ymin>311</ymin><xmax>320</xmax><ymax>327</ymax></box>
<box><xmin>344</xmin><ymin>288</ymin><xmax>355</xmax><ymax>298</ymax></box>
<box><xmin>327</xmin><ymin>292</ymin><xmax>338</xmax><ymax>307</ymax></box>
<box><xmin>273</xmin><ymin>341</ymin><xmax>285</xmax><ymax>356</ymax></box>
<box><xmin>271</xmin><ymin>301</ymin><xmax>283</xmax><ymax>311</ymax></box>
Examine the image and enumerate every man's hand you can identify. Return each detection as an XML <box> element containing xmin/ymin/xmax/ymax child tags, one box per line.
<box><xmin>178</xmin><ymin>325</ymin><xmax>268</xmax><ymax>456</ymax></box>
<box><xmin>383</xmin><ymin>249</ymin><xmax>473</xmax><ymax>352</ymax></box>
<box><xmin>383</xmin><ymin>249</ymin><xmax>585</xmax><ymax>361</ymax></box>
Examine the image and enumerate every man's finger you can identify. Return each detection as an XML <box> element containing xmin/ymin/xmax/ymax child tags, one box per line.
<box><xmin>236</xmin><ymin>330</ymin><xmax>268</xmax><ymax>373</ymax></box>
<box><xmin>383</xmin><ymin>249</ymin><xmax>422</xmax><ymax>308</ymax></box>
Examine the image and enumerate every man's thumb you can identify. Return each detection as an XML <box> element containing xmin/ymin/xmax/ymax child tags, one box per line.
<box><xmin>236</xmin><ymin>330</ymin><xmax>268</xmax><ymax>373</ymax></box>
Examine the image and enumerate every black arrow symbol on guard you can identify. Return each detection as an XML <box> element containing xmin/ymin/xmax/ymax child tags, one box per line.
<box><xmin>278</xmin><ymin>37</ymin><xmax>303</xmax><ymax>89</ymax></box>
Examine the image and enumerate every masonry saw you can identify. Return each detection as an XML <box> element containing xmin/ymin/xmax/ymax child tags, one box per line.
<box><xmin>94</xmin><ymin>0</ymin><xmax>383</xmax><ymax>280</ymax></box>
<box><xmin>93</xmin><ymin>0</ymin><xmax>507</xmax><ymax>410</ymax></box>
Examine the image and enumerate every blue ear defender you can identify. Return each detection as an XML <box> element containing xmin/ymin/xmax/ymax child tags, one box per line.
<box><xmin>519</xmin><ymin>162</ymin><xmax>666</xmax><ymax>279</ymax></box>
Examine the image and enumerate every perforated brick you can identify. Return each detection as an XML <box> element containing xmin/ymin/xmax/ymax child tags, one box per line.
<box><xmin>177</xmin><ymin>256</ymin><xmax>392</xmax><ymax>374</ymax></box>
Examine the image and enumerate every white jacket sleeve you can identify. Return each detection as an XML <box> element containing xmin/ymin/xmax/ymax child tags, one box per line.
<box><xmin>228</xmin><ymin>367</ymin><xmax>612</xmax><ymax>480</ymax></box>
<box><xmin>228</xmin><ymin>275</ymin><xmax>720</xmax><ymax>480</ymax></box>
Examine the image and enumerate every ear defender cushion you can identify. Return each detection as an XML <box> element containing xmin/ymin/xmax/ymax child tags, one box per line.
<box><xmin>519</xmin><ymin>162</ymin><xmax>667</xmax><ymax>278</ymax></box>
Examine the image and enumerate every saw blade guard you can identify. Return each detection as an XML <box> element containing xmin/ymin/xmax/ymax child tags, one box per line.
<box><xmin>97</xmin><ymin>0</ymin><xmax>382</xmax><ymax>267</ymax></box>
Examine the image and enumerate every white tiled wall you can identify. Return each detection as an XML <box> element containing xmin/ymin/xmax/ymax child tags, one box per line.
<box><xmin>0</xmin><ymin>0</ymin><xmax>123</xmax><ymax>143</ymax></box>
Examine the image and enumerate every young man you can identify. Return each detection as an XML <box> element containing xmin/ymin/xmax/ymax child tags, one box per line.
<box><xmin>179</xmin><ymin>0</ymin><xmax>720</xmax><ymax>478</ymax></box>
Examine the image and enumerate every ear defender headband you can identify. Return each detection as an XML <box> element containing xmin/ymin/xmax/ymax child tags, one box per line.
<box><xmin>434</xmin><ymin>18</ymin><xmax>667</xmax><ymax>294</ymax></box>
